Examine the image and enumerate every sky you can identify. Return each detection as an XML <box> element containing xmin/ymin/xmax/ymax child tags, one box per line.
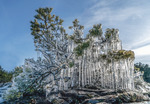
<box><xmin>0</xmin><ymin>0</ymin><xmax>150</xmax><ymax>71</ymax></box>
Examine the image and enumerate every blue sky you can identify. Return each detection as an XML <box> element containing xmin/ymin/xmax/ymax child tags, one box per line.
<box><xmin>0</xmin><ymin>0</ymin><xmax>150</xmax><ymax>71</ymax></box>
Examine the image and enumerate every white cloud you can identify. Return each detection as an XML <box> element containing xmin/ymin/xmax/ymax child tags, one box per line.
<box><xmin>133</xmin><ymin>44</ymin><xmax>150</xmax><ymax>56</ymax></box>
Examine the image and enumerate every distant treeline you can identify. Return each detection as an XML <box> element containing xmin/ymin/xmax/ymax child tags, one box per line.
<box><xmin>135</xmin><ymin>62</ymin><xmax>150</xmax><ymax>83</ymax></box>
<box><xmin>0</xmin><ymin>66</ymin><xmax>13</xmax><ymax>83</ymax></box>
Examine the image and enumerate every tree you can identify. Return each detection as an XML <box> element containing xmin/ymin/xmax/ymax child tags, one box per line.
<box><xmin>30</xmin><ymin>7</ymin><xmax>70</xmax><ymax>83</ymax></box>
<box><xmin>4</xmin><ymin>7</ymin><xmax>71</xmax><ymax>101</ymax></box>
<box><xmin>69</xmin><ymin>19</ymin><xmax>84</xmax><ymax>40</ymax></box>
<box><xmin>135</xmin><ymin>62</ymin><xmax>150</xmax><ymax>83</ymax></box>
<box><xmin>30</xmin><ymin>7</ymin><xmax>68</xmax><ymax>64</ymax></box>
<box><xmin>3</xmin><ymin>58</ymin><xmax>48</xmax><ymax>100</ymax></box>
<box><xmin>0</xmin><ymin>65</ymin><xmax>13</xmax><ymax>83</ymax></box>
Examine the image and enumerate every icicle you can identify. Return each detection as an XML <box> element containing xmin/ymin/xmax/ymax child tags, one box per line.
<box><xmin>79</xmin><ymin>60</ymin><xmax>81</xmax><ymax>88</ymax></box>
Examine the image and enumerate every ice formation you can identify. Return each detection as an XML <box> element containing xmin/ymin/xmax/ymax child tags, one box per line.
<box><xmin>57</xmin><ymin>28</ymin><xmax>135</xmax><ymax>91</ymax></box>
<box><xmin>4</xmin><ymin>23</ymin><xmax>135</xmax><ymax>101</ymax></box>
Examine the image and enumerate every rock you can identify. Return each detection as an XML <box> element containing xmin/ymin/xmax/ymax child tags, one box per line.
<box><xmin>108</xmin><ymin>91</ymin><xmax>150</xmax><ymax>104</ymax></box>
<box><xmin>82</xmin><ymin>99</ymin><xmax>100</xmax><ymax>104</ymax></box>
<box><xmin>0</xmin><ymin>83</ymin><xmax>4</xmax><ymax>87</ymax></box>
<box><xmin>2</xmin><ymin>87</ymin><xmax>150</xmax><ymax>104</ymax></box>
<box><xmin>48</xmin><ymin>89</ymin><xmax>150</xmax><ymax>104</ymax></box>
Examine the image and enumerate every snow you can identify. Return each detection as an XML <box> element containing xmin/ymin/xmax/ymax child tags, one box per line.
<box><xmin>0</xmin><ymin>83</ymin><xmax>11</xmax><ymax>103</ymax></box>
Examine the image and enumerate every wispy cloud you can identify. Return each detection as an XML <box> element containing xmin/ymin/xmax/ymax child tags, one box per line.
<box><xmin>82</xmin><ymin>0</ymin><xmax>145</xmax><ymax>29</ymax></box>
<box><xmin>80</xmin><ymin>0</ymin><xmax>150</xmax><ymax>64</ymax></box>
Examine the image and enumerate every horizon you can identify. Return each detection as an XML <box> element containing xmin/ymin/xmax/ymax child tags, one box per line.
<box><xmin>0</xmin><ymin>0</ymin><xmax>150</xmax><ymax>71</ymax></box>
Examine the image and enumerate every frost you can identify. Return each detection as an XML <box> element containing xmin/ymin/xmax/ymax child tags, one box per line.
<box><xmin>4</xmin><ymin>21</ymin><xmax>135</xmax><ymax>101</ymax></box>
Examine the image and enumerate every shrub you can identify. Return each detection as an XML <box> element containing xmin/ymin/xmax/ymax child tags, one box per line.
<box><xmin>0</xmin><ymin>66</ymin><xmax>13</xmax><ymax>83</ymax></box>
<box><xmin>69</xmin><ymin>62</ymin><xmax>74</xmax><ymax>68</ymax></box>
<box><xmin>74</xmin><ymin>41</ymin><xmax>90</xmax><ymax>56</ymax></box>
<box><xmin>89</xmin><ymin>24</ymin><xmax>103</xmax><ymax>37</ymax></box>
